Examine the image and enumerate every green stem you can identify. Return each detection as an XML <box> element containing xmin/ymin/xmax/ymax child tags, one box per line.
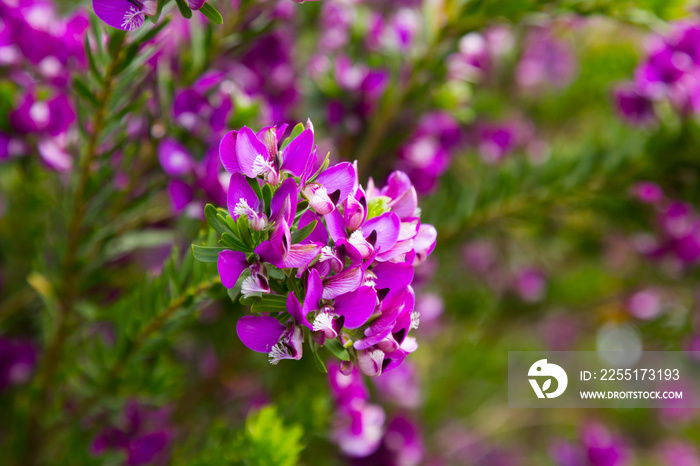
<box><xmin>47</xmin><ymin>277</ymin><xmax>220</xmax><ymax>437</ymax></box>
<box><xmin>23</xmin><ymin>35</ymin><xmax>126</xmax><ymax>466</ymax></box>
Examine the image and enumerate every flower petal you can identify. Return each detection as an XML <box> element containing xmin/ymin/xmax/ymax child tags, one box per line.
<box><xmin>236</xmin><ymin>316</ymin><xmax>286</xmax><ymax>353</ymax></box>
<box><xmin>316</xmin><ymin>162</ymin><xmax>357</xmax><ymax>205</ymax></box>
<box><xmin>363</xmin><ymin>212</ymin><xmax>400</xmax><ymax>253</ymax></box>
<box><xmin>286</xmin><ymin>291</ymin><xmax>311</xmax><ymax>328</ymax></box>
<box><xmin>227</xmin><ymin>173</ymin><xmax>260</xmax><ymax>219</ymax></box>
<box><xmin>217</xmin><ymin>250</ymin><xmax>248</xmax><ymax>288</ymax></box>
<box><xmin>282</xmin><ymin>243</ymin><xmax>322</xmax><ymax>269</ymax></box>
<box><xmin>372</xmin><ymin>262</ymin><xmax>414</xmax><ymax>301</ymax></box>
<box><xmin>334</xmin><ymin>286</ymin><xmax>377</xmax><ymax>329</ymax></box>
<box><xmin>236</xmin><ymin>126</ymin><xmax>270</xmax><ymax>178</ymax></box>
<box><xmin>299</xmin><ymin>211</ymin><xmax>329</xmax><ymax>245</ymax></box>
<box><xmin>93</xmin><ymin>0</ymin><xmax>144</xmax><ymax>31</ymax></box>
<box><xmin>324</xmin><ymin>208</ymin><xmax>347</xmax><ymax>243</ymax></box>
<box><xmin>280</xmin><ymin>128</ymin><xmax>314</xmax><ymax>176</ymax></box>
<box><xmin>303</xmin><ymin>268</ymin><xmax>324</xmax><ymax>314</ymax></box>
<box><xmin>323</xmin><ymin>267</ymin><xmax>363</xmax><ymax>299</ymax></box>
<box><xmin>271</xmin><ymin>177</ymin><xmax>299</xmax><ymax>224</ymax></box>
<box><xmin>219</xmin><ymin>130</ymin><xmax>241</xmax><ymax>174</ymax></box>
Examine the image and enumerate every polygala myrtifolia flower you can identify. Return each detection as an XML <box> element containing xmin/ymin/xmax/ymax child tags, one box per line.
<box><xmin>193</xmin><ymin>120</ymin><xmax>436</xmax><ymax>377</ymax></box>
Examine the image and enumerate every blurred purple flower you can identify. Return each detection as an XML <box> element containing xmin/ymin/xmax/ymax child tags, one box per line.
<box><xmin>91</xmin><ymin>401</ymin><xmax>173</xmax><ymax>465</ymax></box>
<box><xmin>0</xmin><ymin>337</ymin><xmax>37</xmax><ymax>390</ymax></box>
<box><xmin>657</xmin><ymin>440</ymin><xmax>700</xmax><ymax>466</ymax></box>
<box><xmin>631</xmin><ymin>181</ymin><xmax>663</xmax><ymax>204</ymax></box>
<box><xmin>613</xmin><ymin>83</ymin><xmax>656</xmax><ymax>126</ymax></box>
<box><xmin>512</xmin><ymin>267</ymin><xmax>546</xmax><ymax>303</ymax></box>
<box><xmin>373</xmin><ymin>359</ymin><xmax>421</xmax><ymax>409</ymax></box>
<box><xmin>581</xmin><ymin>422</ymin><xmax>628</xmax><ymax>466</ymax></box>
<box><xmin>626</xmin><ymin>288</ymin><xmax>662</xmax><ymax>320</ymax></box>
<box><xmin>398</xmin><ymin>112</ymin><xmax>461</xmax><ymax>193</ymax></box>
<box><xmin>517</xmin><ymin>26</ymin><xmax>577</xmax><ymax>91</ymax></box>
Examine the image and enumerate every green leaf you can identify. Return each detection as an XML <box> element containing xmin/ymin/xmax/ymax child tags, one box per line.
<box><xmin>83</xmin><ymin>35</ymin><xmax>103</xmax><ymax>83</ymax></box>
<box><xmin>240</xmin><ymin>406</ymin><xmax>304</xmax><ymax>466</ymax></box>
<box><xmin>247</xmin><ymin>176</ymin><xmax>263</xmax><ymax>200</ymax></box>
<box><xmin>219</xmin><ymin>232</ymin><xmax>249</xmax><ymax>252</ymax></box>
<box><xmin>251</xmin><ymin>294</ymin><xmax>289</xmax><ymax>313</ymax></box>
<box><xmin>174</xmin><ymin>0</ymin><xmax>193</xmax><ymax>19</ymax></box>
<box><xmin>262</xmin><ymin>184</ymin><xmax>273</xmax><ymax>217</ymax></box>
<box><xmin>290</xmin><ymin>220</ymin><xmax>317</xmax><ymax>244</ymax></box>
<box><xmin>307</xmin><ymin>152</ymin><xmax>330</xmax><ymax>183</ymax></box>
<box><xmin>139</xmin><ymin>16</ymin><xmax>172</xmax><ymax>43</ymax></box>
<box><xmin>199</xmin><ymin>2</ymin><xmax>223</xmax><ymax>24</ymax></box>
<box><xmin>280</xmin><ymin>123</ymin><xmax>305</xmax><ymax>150</ymax></box>
<box><xmin>115</xmin><ymin>43</ymin><xmax>140</xmax><ymax>74</ymax></box>
<box><xmin>72</xmin><ymin>78</ymin><xmax>100</xmax><ymax>107</ymax></box>
<box><xmin>239</xmin><ymin>294</ymin><xmax>262</xmax><ymax>306</ymax></box>
<box><xmin>309</xmin><ymin>341</ymin><xmax>328</xmax><ymax>373</ymax></box>
<box><xmin>324</xmin><ymin>339</ymin><xmax>350</xmax><ymax>361</ymax></box>
<box><xmin>108</xmin><ymin>30</ymin><xmax>126</xmax><ymax>57</ymax></box>
<box><xmin>236</xmin><ymin>216</ymin><xmax>254</xmax><ymax>250</ymax></box>
<box><xmin>192</xmin><ymin>244</ymin><xmax>226</xmax><ymax>263</ymax></box>
<box><xmin>205</xmin><ymin>204</ymin><xmax>230</xmax><ymax>235</ymax></box>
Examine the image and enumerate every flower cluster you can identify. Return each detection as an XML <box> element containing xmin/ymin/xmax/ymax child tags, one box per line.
<box><xmin>202</xmin><ymin>120</ymin><xmax>436</xmax><ymax>377</ymax></box>
<box><xmin>0</xmin><ymin>0</ymin><xmax>87</xmax><ymax>171</ymax></box>
<box><xmin>615</xmin><ymin>21</ymin><xmax>700</xmax><ymax>124</ymax></box>
<box><xmin>91</xmin><ymin>401</ymin><xmax>174</xmax><ymax>466</ymax></box>
<box><xmin>630</xmin><ymin>181</ymin><xmax>700</xmax><ymax>267</ymax></box>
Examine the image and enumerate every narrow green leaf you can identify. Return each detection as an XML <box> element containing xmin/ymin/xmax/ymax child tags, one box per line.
<box><xmin>280</xmin><ymin>123</ymin><xmax>305</xmax><ymax>150</ymax></box>
<box><xmin>139</xmin><ymin>16</ymin><xmax>171</xmax><ymax>43</ymax></box>
<box><xmin>72</xmin><ymin>78</ymin><xmax>100</xmax><ymax>107</ymax></box>
<box><xmin>205</xmin><ymin>204</ymin><xmax>230</xmax><ymax>234</ymax></box>
<box><xmin>191</xmin><ymin>244</ymin><xmax>226</xmax><ymax>263</ymax></box>
<box><xmin>240</xmin><ymin>294</ymin><xmax>262</xmax><ymax>306</ymax></box>
<box><xmin>291</xmin><ymin>220</ymin><xmax>317</xmax><ymax>244</ymax></box>
<box><xmin>220</xmin><ymin>232</ymin><xmax>249</xmax><ymax>252</ymax></box>
<box><xmin>83</xmin><ymin>35</ymin><xmax>103</xmax><ymax>82</ymax></box>
<box><xmin>108</xmin><ymin>30</ymin><xmax>126</xmax><ymax>58</ymax></box>
<box><xmin>251</xmin><ymin>299</ymin><xmax>288</xmax><ymax>314</ymax></box>
<box><xmin>174</xmin><ymin>0</ymin><xmax>193</xmax><ymax>19</ymax></box>
<box><xmin>325</xmin><ymin>339</ymin><xmax>350</xmax><ymax>361</ymax></box>
<box><xmin>199</xmin><ymin>2</ymin><xmax>223</xmax><ymax>24</ymax></box>
<box><xmin>247</xmin><ymin>176</ymin><xmax>263</xmax><ymax>200</ymax></box>
<box><xmin>236</xmin><ymin>217</ymin><xmax>254</xmax><ymax>250</ymax></box>
<box><xmin>309</xmin><ymin>341</ymin><xmax>328</xmax><ymax>373</ymax></box>
<box><xmin>262</xmin><ymin>185</ymin><xmax>273</xmax><ymax>217</ymax></box>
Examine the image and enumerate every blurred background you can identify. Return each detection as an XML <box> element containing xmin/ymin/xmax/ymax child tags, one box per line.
<box><xmin>2</xmin><ymin>0</ymin><xmax>700</xmax><ymax>464</ymax></box>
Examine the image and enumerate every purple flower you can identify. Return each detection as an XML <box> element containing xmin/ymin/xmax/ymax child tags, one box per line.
<box><xmin>91</xmin><ymin>401</ymin><xmax>173</xmax><ymax>465</ymax></box>
<box><xmin>328</xmin><ymin>364</ymin><xmax>386</xmax><ymax>458</ymax></box>
<box><xmin>0</xmin><ymin>337</ymin><xmax>37</xmax><ymax>390</ymax></box>
<box><xmin>656</xmin><ymin>440</ymin><xmax>700</xmax><ymax>466</ymax></box>
<box><xmin>516</xmin><ymin>26</ymin><xmax>577</xmax><ymax>91</ymax></box>
<box><xmin>581</xmin><ymin>423</ymin><xmax>628</xmax><ymax>466</ymax></box>
<box><xmin>631</xmin><ymin>181</ymin><xmax>663</xmax><ymax>204</ymax></box>
<box><xmin>398</xmin><ymin>112</ymin><xmax>461</xmax><ymax>194</ymax></box>
<box><xmin>512</xmin><ymin>267</ymin><xmax>546</xmax><ymax>302</ymax></box>
<box><xmin>372</xmin><ymin>359</ymin><xmax>420</xmax><ymax>408</ymax></box>
<box><xmin>626</xmin><ymin>288</ymin><xmax>662</xmax><ymax>319</ymax></box>
<box><xmin>92</xmin><ymin>0</ymin><xmax>156</xmax><ymax>31</ymax></box>
<box><xmin>206</xmin><ymin>121</ymin><xmax>434</xmax><ymax>376</ymax></box>
<box><xmin>613</xmin><ymin>83</ymin><xmax>656</xmax><ymax>125</ymax></box>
